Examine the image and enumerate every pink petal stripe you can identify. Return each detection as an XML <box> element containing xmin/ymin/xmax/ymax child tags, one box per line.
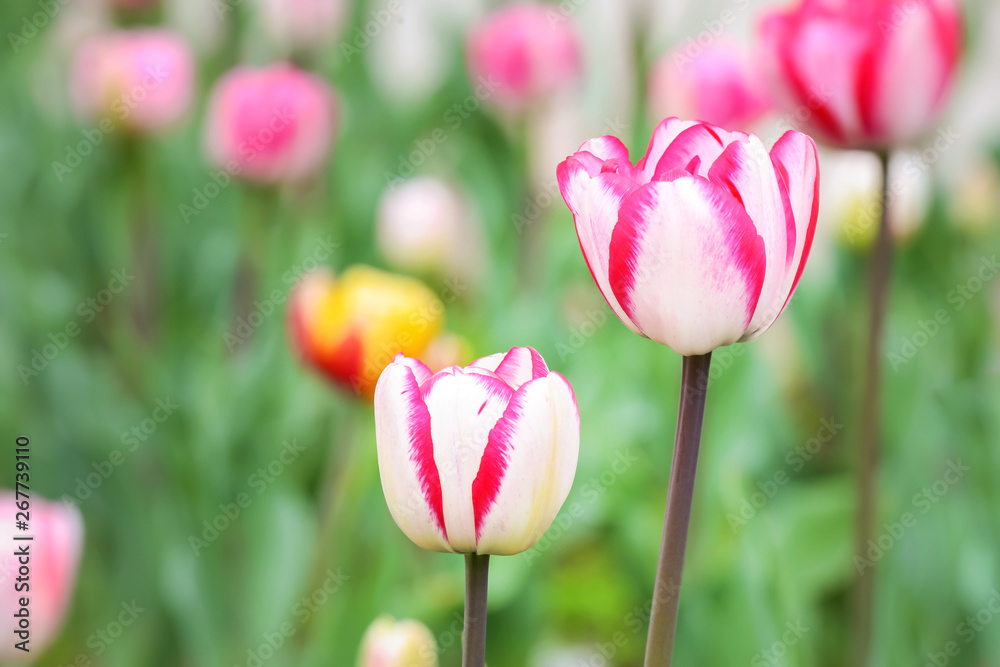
<box><xmin>400</xmin><ymin>368</ymin><xmax>448</xmax><ymax>540</ymax></box>
<box><xmin>493</xmin><ymin>347</ymin><xmax>548</xmax><ymax>388</ymax></box>
<box><xmin>651</xmin><ymin>124</ymin><xmax>726</xmax><ymax>180</ymax></box>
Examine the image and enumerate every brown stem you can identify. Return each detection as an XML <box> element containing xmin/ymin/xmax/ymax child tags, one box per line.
<box><xmin>644</xmin><ymin>352</ymin><xmax>712</xmax><ymax>667</ymax></box>
<box><xmin>463</xmin><ymin>553</ymin><xmax>490</xmax><ymax>667</ymax></box>
<box><xmin>852</xmin><ymin>149</ymin><xmax>892</xmax><ymax>667</ymax></box>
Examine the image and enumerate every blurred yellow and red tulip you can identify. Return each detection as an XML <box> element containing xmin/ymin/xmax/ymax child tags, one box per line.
<box><xmin>648</xmin><ymin>40</ymin><xmax>770</xmax><ymax>131</ymax></box>
<box><xmin>357</xmin><ymin>616</ymin><xmax>438</xmax><ymax>667</ymax></box>
<box><xmin>375</xmin><ymin>347</ymin><xmax>579</xmax><ymax>556</ymax></box>
<box><xmin>203</xmin><ymin>64</ymin><xmax>338</xmax><ymax>185</ymax></box>
<box><xmin>466</xmin><ymin>3</ymin><xmax>582</xmax><ymax>111</ymax></box>
<box><xmin>0</xmin><ymin>494</ymin><xmax>83</xmax><ymax>661</ymax></box>
<box><xmin>288</xmin><ymin>266</ymin><xmax>444</xmax><ymax>398</ymax></box>
<box><xmin>758</xmin><ymin>0</ymin><xmax>962</xmax><ymax>149</ymax></box>
<box><xmin>558</xmin><ymin>117</ymin><xmax>819</xmax><ymax>356</ymax></box>
<box><xmin>70</xmin><ymin>28</ymin><xmax>195</xmax><ymax>133</ymax></box>
<box><xmin>376</xmin><ymin>177</ymin><xmax>486</xmax><ymax>288</ymax></box>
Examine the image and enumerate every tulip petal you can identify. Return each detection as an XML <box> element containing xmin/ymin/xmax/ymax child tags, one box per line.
<box><xmin>395</xmin><ymin>354</ymin><xmax>433</xmax><ymax>386</ymax></box>
<box><xmin>492</xmin><ymin>346</ymin><xmax>549</xmax><ymax>389</ymax></box>
<box><xmin>473</xmin><ymin>373</ymin><xmax>579</xmax><ymax>555</ymax></box>
<box><xmin>634</xmin><ymin>117</ymin><xmax>700</xmax><ymax>183</ymax></box>
<box><xmin>768</xmin><ymin>131</ymin><xmax>820</xmax><ymax>316</ymax></box>
<box><xmin>579</xmin><ymin>136</ymin><xmax>636</xmax><ymax>179</ymax></box>
<box><xmin>424</xmin><ymin>371</ymin><xmax>514</xmax><ymax>552</ymax></box>
<box><xmin>557</xmin><ymin>157</ymin><xmax>643</xmax><ymax>334</ymax></box>
<box><xmin>468</xmin><ymin>353</ymin><xmax>505</xmax><ymax>373</ymax></box>
<box><xmin>374</xmin><ymin>362</ymin><xmax>451</xmax><ymax>552</ymax></box>
<box><xmin>609</xmin><ymin>177</ymin><xmax>766</xmax><ymax>355</ymax></box>
<box><xmin>708</xmin><ymin>135</ymin><xmax>792</xmax><ymax>339</ymax></box>
<box><xmin>652</xmin><ymin>124</ymin><xmax>727</xmax><ymax>180</ymax></box>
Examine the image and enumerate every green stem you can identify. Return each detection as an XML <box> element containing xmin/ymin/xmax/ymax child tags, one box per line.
<box><xmin>463</xmin><ymin>553</ymin><xmax>490</xmax><ymax>667</ymax></box>
<box><xmin>853</xmin><ymin>149</ymin><xmax>892</xmax><ymax>667</ymax></box>
<box><xmin>644</xmin><ymin>352</ymin><xmax>712</xmax><ymax>667</ymax></box>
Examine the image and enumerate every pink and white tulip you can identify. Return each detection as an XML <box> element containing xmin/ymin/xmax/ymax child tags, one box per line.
<box><xmin>648</xmin><ymin>40</ymin><xmax>770</xmax><ymax>131</ymax></box>
<box><xmin>557</xmin><ymin>117</ymin><xmax>820</xmax><ymax>356</ymax></box>
<box><xmin>0</xmin><ymin>494</ymin><xmax>84</xmax><ymax>661</ymax></box>
<box><xmin>203</xmin><ymin>65</ymin><xmax>338</xmax><ymax>185</ymax></box>
<box><xmin>466</xmin><ymin>3</ymin><xmax>582</xmax><ymax>111</ymax></box>
<box><xmin>374</xmin><ymin>347</ymin><xmax>579</xmax><ymax>556</ymax></box>
<box><xmin>257</xmin><ymin>0</ymin><xmax>346</xmax><ymax>53</ymax></box>
<box><xmin>758</xmin><ymin>0</ymin><xmax>962</xmax><ymax>149</ymax></box>
<box><xmin>70</xmin><ymin>29</ymin><xmax>195</xmax><ymax>133</ymax></box>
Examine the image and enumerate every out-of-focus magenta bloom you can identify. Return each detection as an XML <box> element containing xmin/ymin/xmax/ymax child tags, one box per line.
<box><xmin>70</xmin><ymin>29</ymin><xmax>195</xmax><ymax>133</ymax></box>
<box><xmin>648</xmin><ymin>40</ymin><xmax>770</xmax><ymax>131</ymax></box>
<box><xmin>466</xmin><ymin>3</ymin><xmax>582</xmax><ymax>110</ymax></box>
<box><xmin>203</xmin><ymin>65</ymin><xmax>338</xmax><ymax>185</ymax></box>
<box><xmin>258</xmin><ymin>0</ymin><xmax>346</xmax><ymax>52</ymax></box>
<box><xmin>0</xmin><ymin>493</ymin><xmax>83</xmax><ymax>661</ymax></box>
<box><xmin>758</xmin><ymin>0</ymin><xmax>962</xmax><ymax>149</ymax></box>
<box><xmin>558</xmin><ymin>118</ymin><xmax>820</xmax><ymax>356</ymax></box>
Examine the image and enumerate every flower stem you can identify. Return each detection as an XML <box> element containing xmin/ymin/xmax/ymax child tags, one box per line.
<box><xmin>853</xmin><ymin>149</ymin><xmax>892</xmax><ymax>667</ymax></box>
<box><xmin>463</xmin><ymin>553</ymin><xmax>490</xmax><ymax>667</ymax></box>
<box><xmin>644</xmin><ymin>352</ymin><xmax>712</xmax><ymax>667</ymax></box>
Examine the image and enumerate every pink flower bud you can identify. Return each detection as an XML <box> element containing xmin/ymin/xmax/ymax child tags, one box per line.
<box><xmin>357</xmin><ymin>616</ymin><xmax>438</xmax><ymax>667</ymax></box>
<box><xmin>203</xmin><ymin>65</ymin><xmax>339</xmax><ymax>185</ymax></box>
<box><xmin>466</xmin><ymin>3</ymin><xmax>582</xmax><ymax>111</ymax></box>
<box><xmin>70</xmin><ymin>28</ymin><xmax>195</xmax><ymax>133</ymax></box>
<box><xmin>257</xmin><ymin>0</ymin><xmax>346</xmax><ymax>53</ymax></box>
<box><xmin>0</xmin><ymin>493</ymin><xmax>84</xmax><ymax>661</ymax></box>
<box><xmin>648</xmin><ymin>40</ymin><xmax>770</xmax><ymax>131</ymax></box>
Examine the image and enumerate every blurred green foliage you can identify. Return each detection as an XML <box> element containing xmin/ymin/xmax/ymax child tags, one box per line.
<box><xmin>1</xmin><ymin>0</ymin><xmax>999</xmax><ymax>666</ymax></box>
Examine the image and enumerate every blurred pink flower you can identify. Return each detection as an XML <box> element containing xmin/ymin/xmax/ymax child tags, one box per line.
<box><xmin>257</xmin><ymin>0</ymin><xmax>346</xmax><ymax>53</ymax></box>
<box><xmin>466</xmin><ymin>3</ymin><xmax>582</xmax><ymax>111</ymax></box>
<box><xmin>203</xmin><ymin>65</ymin><xmax>339</xmax><ymax>185</ymax></box>
<box><xmin>70</xmin><ymin>28</ymin><xmax>195</xmax><ymax>133</ymax></box>
<box><xmin>648</xmin><ymin>40</ymin><xmax>770</xmax><ymax>131</ymax></box>
<box><xmin>758</xmin><ymin>0</ymin><xmax>962</xmax><ymax>149</ymax></box>
<box><xmin>0</xmin><ymin>493</ymin><xmax>84</xmax><ymax>661</ymax></box>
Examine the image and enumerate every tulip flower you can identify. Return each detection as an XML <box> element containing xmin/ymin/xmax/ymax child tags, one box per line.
<box><xmin>758</xmin><ymin>7</ymin><xmax>962</xmax><ymax>657</ymax></box>
<box><xmin>0</xmin><ymin>493</ymin><xmax>84</xmax><ymax>661</ymax></box>
<box><xmin>557</xmin><ymin>117</ymin><xmax>819</xmax><ymax>666</ymax></box>
<box><xmin>358</xmin><ymin>616</ymin><xmax>438</xmax><ymax>667</ymax></box>
<box><xmin>374</xmin><ymin>347</ymin><xmax>579</xmax><ymax>666</ymax></box>
<box><xmin>466</xmin><ymin>3</ymin><xmax>582</xmax><ymax>111</ymax></box>
<box><xmin>376</xmin><ymin>177</ymin><xmax>486</xmax><ymax>288</ymax></box>
<box><xmin>648</xmin><ymin>41</ymin><xmax>770</xmax><ymax>131</ymax></box>
<box><xmin>70</xmin><ymin>29</ymin><xmax>195</xmax><ymax>134</ymax></box>
<box><xmin>288</xmin><ymin>266</ymin><xmax>443</xmax><ymax>398</ymax></box>
<box><xmin>758</xmin><ymin>0</ymin><xmax>962</xmax><ymax>150</ymax></box>
<box><xmin>558</xmin><ymin>117</ymin><xmax>819</xmax><ymax>356</ymax></box>
<box><xmin>204</xmin><ymin>64</ymin><xmax>338</xmax><ymax>185</ymax></box>
<box><xmin>257</xmin><ymin>0</ymin><xmax>346</xmax><ymax>54</ymax></box>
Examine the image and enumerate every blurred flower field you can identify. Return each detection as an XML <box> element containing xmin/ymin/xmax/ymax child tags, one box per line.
<box><xmin>1</xmin><ymin>0</ymin><xmax>1000</xmax><ymax>665</ymax></box>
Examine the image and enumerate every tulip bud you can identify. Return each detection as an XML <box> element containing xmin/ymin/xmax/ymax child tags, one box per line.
<box><xmin>558</xmin><ymin>117</ymin><xmax>820</xmax><ymax>356</ymax></box>
<box><xmin>376</xmin><ymin>177</ymin><xmax>486</xmax><ymax>287</ymax></box>
<box><xmin>288</xmin><ymin>266</ymin><xmax>444</xmax><ymax>398</ymax></box>
<box><xmin>357</xmin><ymin>616</ymin><xmax>438</xmax><ymax>667</ymax></box>
<box><xmin>256</xmin><ymin>0</ymin><xmax>346</xmax><ymax>54</ymax></box>
<box><xmin>375</xmin><ymin>347</ymin><xmax>579</xmax><ymax>555</ymax></box>
<box><xmin>70</xmin><ymin>29</ymin><xmax>195</xmax><ymax>134</ymax></box>
<box><xmin>648</xmin><ymin>40</ymin><xmax>769</xmax><ymax>131</ymax></box>
<box><xmin>0</xmin><ymin>493</ymin><xmax>84</xmax><ymax>661</ymax></box>
<box><xmin>203</xmin><ymin>65</ymin><xmax>338</xmax><ymax>185</ymax></box>
<box><xmin>758</xmin><ymin>0</ymin><xmax>962</xmax><ymax>149</ymax></box>
<box><xmin>466</xmin><ymin>3</ymin><xmax>582</xmax><ymax>111</ymax></box>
